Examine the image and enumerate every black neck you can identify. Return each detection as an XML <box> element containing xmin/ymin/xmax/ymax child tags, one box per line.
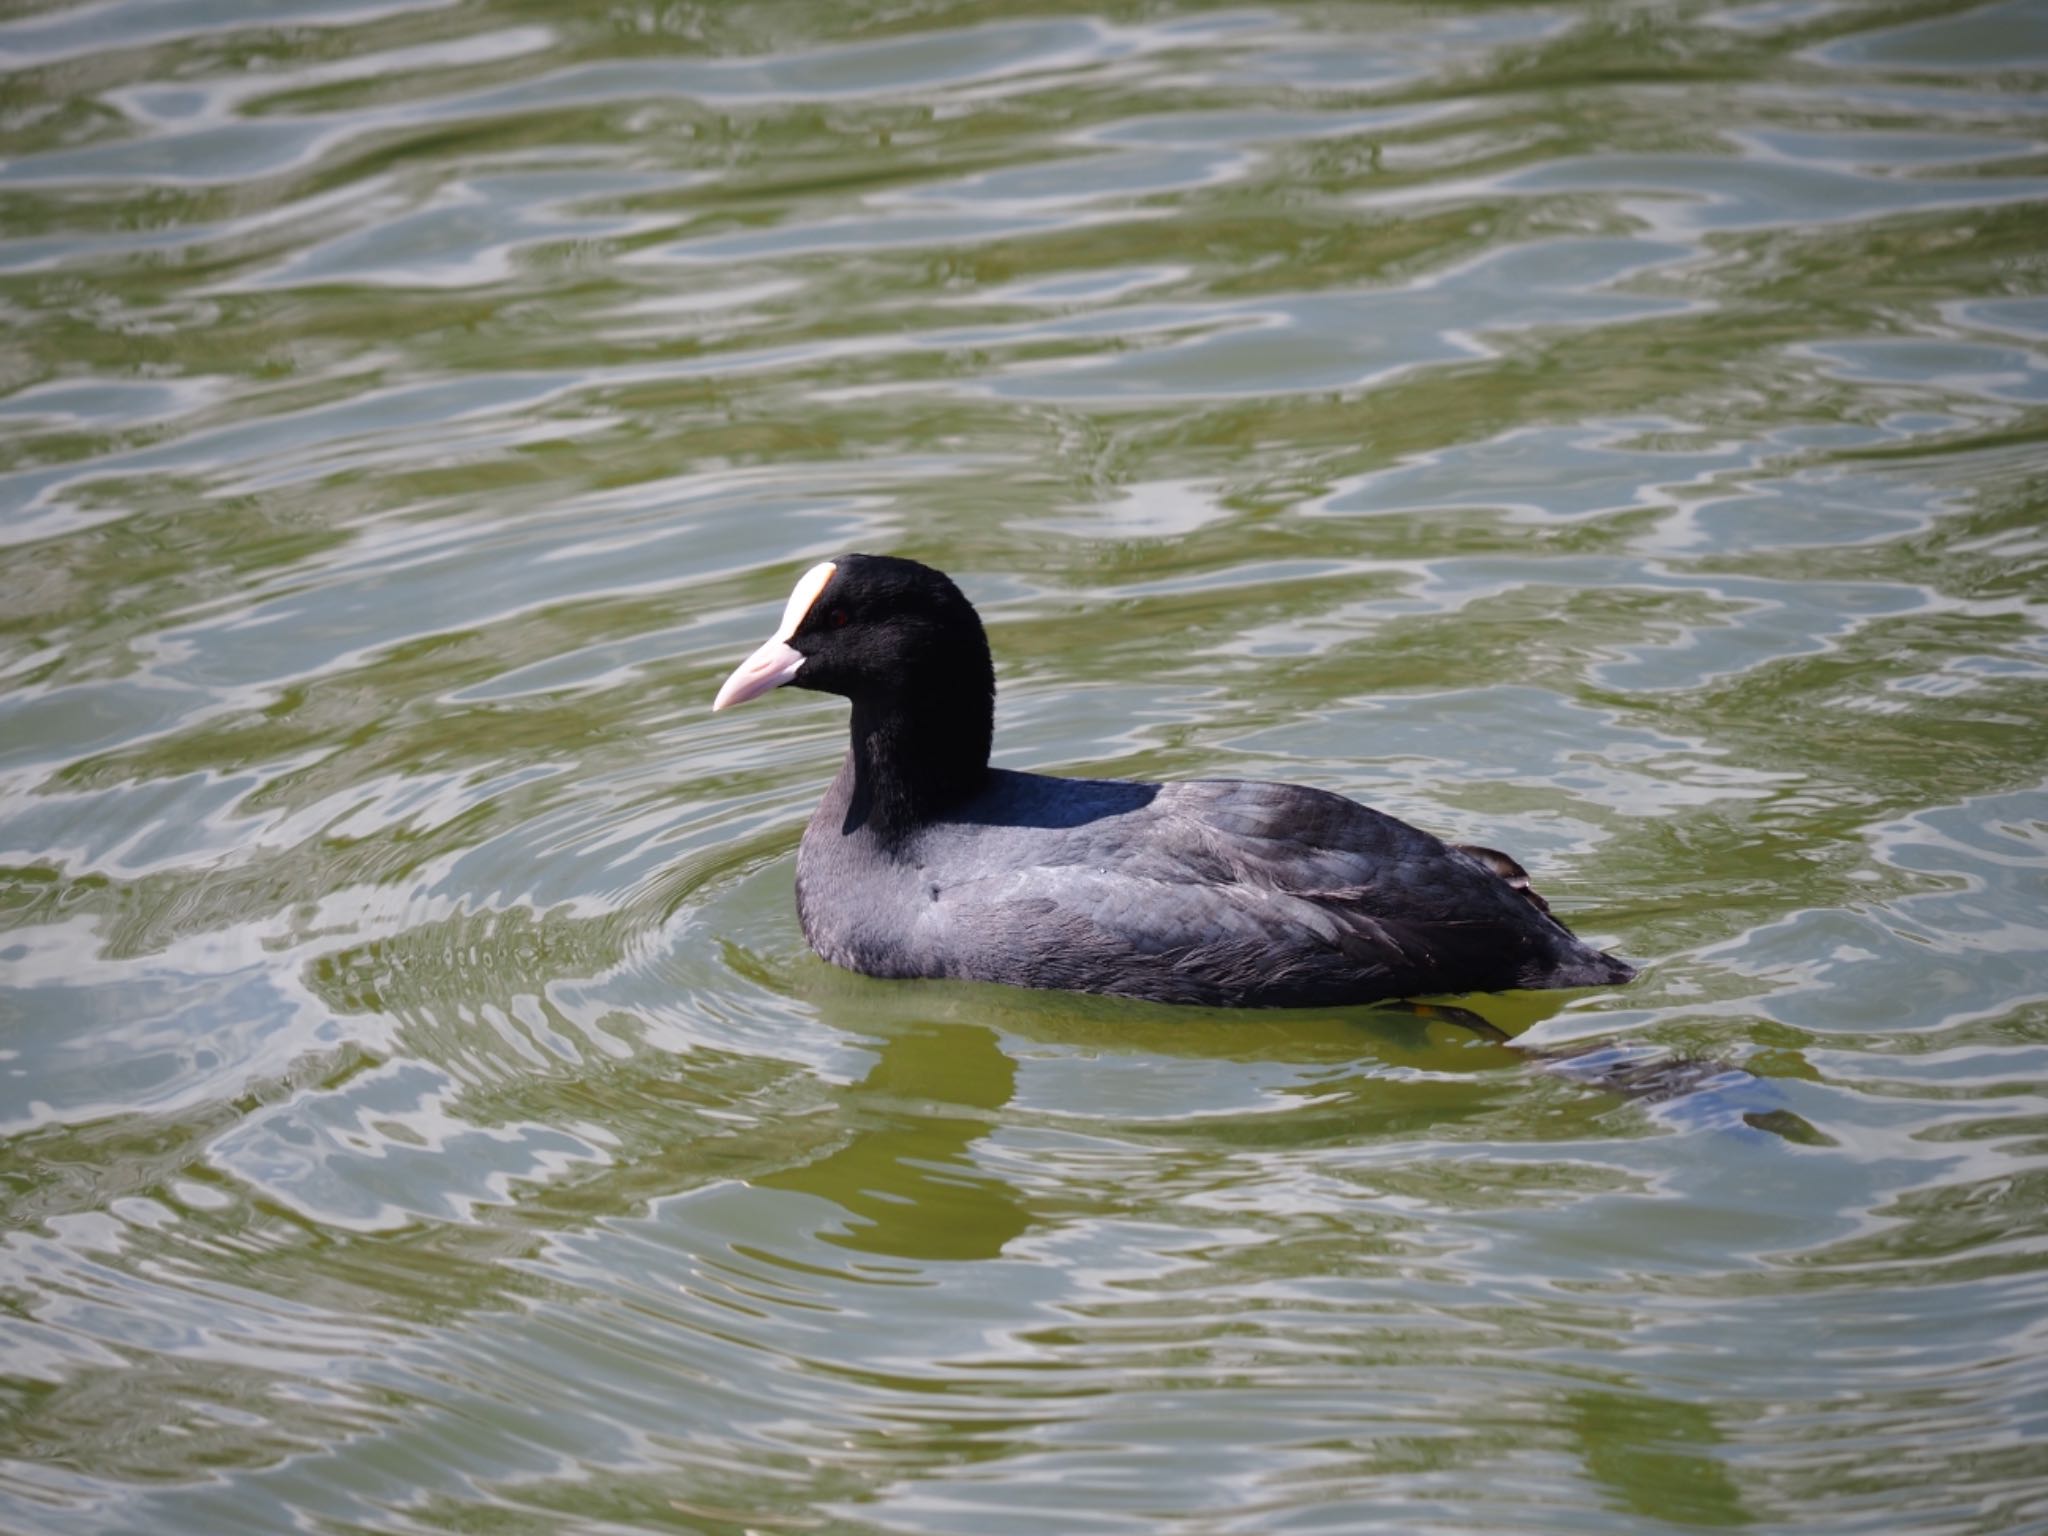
<box><xmin>838</xmin><ymin>684</ymin><xmax>992</xmax><ymax>841</ymax></box>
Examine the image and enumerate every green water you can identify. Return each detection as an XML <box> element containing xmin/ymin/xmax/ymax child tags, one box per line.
<box><xmin>4</xmin><ymin>1</ymin><xmax>2047</xmax><ymax>1531</ymax></box>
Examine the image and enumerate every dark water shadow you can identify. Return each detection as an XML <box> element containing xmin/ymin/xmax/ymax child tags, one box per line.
<box><xmin>751</xmin><ymin>1015</ymin><xmax>1031</xmax><ymax>1263</ymax></box>
<box><xmin>1394</xmin><ymin>998</ymin><xmax>1832</xmax><ymax>1145</ymax></box>
<box><xmin>786</xmin><ymin>955</ymin><xmax>1830</xmax><ymax>1146</ymax></box>
<box><xmin>739</xmin><ymin>951</ymin><xmax>1829</xmax><ymax>1268</ymax></box>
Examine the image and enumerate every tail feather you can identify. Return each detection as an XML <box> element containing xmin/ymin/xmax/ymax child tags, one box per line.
<box><xmin>1451</xmin><ymin>844</ymin><xmax>1638</xmax><ymax>991</ymax></box>
<box><xmin>1453</xmin><ymin>842</ymin><xmax>1550</xmax><ymax>914</ymax></box>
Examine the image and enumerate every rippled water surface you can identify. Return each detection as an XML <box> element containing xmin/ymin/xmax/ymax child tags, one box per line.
<box><xmin>5</xmin><ymin>1</ymin><xmax>2048</xmax><ymax>1531</ymax></box>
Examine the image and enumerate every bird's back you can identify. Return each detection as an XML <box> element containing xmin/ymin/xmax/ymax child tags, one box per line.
<box><xmin>796</xmin><ymin>768</ymin><xmax>1633</xmax><ymax>1008</ymax></box>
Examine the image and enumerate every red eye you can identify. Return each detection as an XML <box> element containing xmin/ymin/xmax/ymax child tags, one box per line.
<box><xmin>830</xmin><ymin>607</ymin><xmax>849</xmax><ymax>628</ymax></box>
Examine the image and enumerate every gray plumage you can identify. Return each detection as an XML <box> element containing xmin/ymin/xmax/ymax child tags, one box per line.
<box><xmin>797</xmin><ymin>764</ymin><xmax>1634</xmax><ymax>1008</ymax></box>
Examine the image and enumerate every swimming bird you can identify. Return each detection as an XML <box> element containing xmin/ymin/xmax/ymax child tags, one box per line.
<box><xmin>713</xmin><ymin>554</ymin><xmax>1636</xmax><ymax>1008</ymax></box>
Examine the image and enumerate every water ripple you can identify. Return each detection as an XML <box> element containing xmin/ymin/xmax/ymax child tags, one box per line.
<box><xmin>3</xmin><ymin>2</ymin><xmax>2047</xmax><ymax>1533</ymax></box>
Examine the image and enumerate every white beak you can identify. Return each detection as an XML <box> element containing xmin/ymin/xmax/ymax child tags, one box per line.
<box><xmin>711</xmin><ymin>560</ymin><xmax>837</xmax><ymax>712</ymax></box>
<box><xmin>712</xmin><ymin>637</ymin><xmax>805</xmax><ymax>711</ymax></box>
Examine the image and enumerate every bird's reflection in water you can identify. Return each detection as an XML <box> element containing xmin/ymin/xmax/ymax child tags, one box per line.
<box><xmin>752</xmin><ymin>1014</ymin><xmax>1031</xmax><ymax>1263</ymax></box>
<box><xmin>754</xmin><ymin>964</ymin><xmax>1827</xmax><ymax>1265</ymax></box>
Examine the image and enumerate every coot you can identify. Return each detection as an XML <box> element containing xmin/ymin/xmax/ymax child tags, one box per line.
<box><xmin>714</xmin><ymin>553</ymin><xmax>1636</xmax><ymax>1008</ymax></box>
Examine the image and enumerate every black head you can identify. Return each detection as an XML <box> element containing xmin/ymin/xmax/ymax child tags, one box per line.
<box><xmin>712</xmin><ymin>555</ymin><xmax>997</xmax><ymax>825</ymax></box>
<box><xmin>713</xmin><ymin>553</ymin><xmax>992</xmax><ymax>711</ymax></box>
